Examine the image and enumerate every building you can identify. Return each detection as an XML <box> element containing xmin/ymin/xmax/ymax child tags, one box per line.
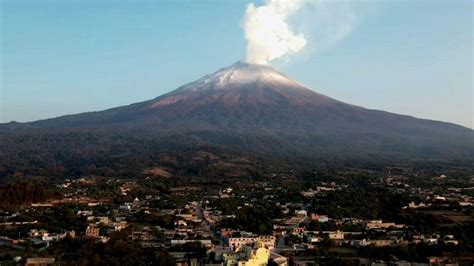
<box><xmin>239</xmin><ymin>245</ymin><xmax>270</xmax><ymax>266</ymax></box>
<box><xmin>257</xmin><ymin>236</ymin><xmax>276</xmax><ymax>249</ymax></box>
<box><xmin>170</xmin><ymin>239</ymin><xmax>213</xmax><ymax>249</ymax></box>
<box><xmin>221</xmin><ymin>228</ymin><xmax>235</xmax><ymax>238</ymax></box>
<box><xmin>86</xmin><ymin>225</ymin><xmax>100</xmax><ymax>238</ymax></box>
<box><xmin>113</xmin><ymin>221</ymin><xmax>128</xmax><ymax>231</ymax></box>
<box><xmin>229</xmin><ymin>236</ymin><xmax>276</xmax><ymax>251</ymax></box>
<box><xmin>366</xmin><ymin>220</ymin><xmax>404</xmax><ymax>230</ymax></box>
<box><xmin>311</xmin><ymin>214</ymin><xmax>329</xmax><ymax>223</ymax></box>
<box><xmin>119</xmin><ymin>203</ymin><xmax>132</xmax><ymax>212</ymax></box>
<box><xmin>292</xmin><ymin>227</ymin><xmax>305</xmax><ymax>235</ymax></box>
<box><xmin>294</xmin><ymin>210</ymin><xmax>307</xmax><ymax>218</ymax></box>
<box><xmin>328</xmin><ymin>230</ymin><xmax>344</xmax><ymax>240</ymax></box>
<box><xmin>26</xmin><ymin>258</ymin><xmax>55</xmax><ymax>266</ymax></box>
<box><xmin>270</xmin><ymin>253</ymin><xmax>288</xmax><ymax>266</ymax></box>
<box><xmin>229</xmin><ymin>237</ymin><xmax>257</xmax><ymax>250</ymax></box>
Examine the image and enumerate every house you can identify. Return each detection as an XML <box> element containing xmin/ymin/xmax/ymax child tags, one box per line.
<box><xmin>424</xmin><ymin>237</ymin><xmax>438</xmax><ymax>245</ymax></box>
<box><xmin>270</xmin><ymin>253</ymin><xmax>288</xmax><ymax>266</ymax></box>
<box><xmin>366</xmin><ymin>220</ymin><xmax>404</xmax><ymax>230</ymax></box>
<box><xmin>229</xmin><ymin>237</ymin><xmax>257</xmax><ymax>250</ymax></box>
<box><xmin>86</xmin><ymin>225</ymin><xmax>100</xmax><ymax>238</ymax></box>
<box><xmin>77</xmin><ymin>210</ymin><xmax>93</xmax><ymax>216</ymax></box>
<box><xmin>29</xmin><ymin>229</ymin><xmax>49</xmax><ymax>238</ymax></box>
<box><xmin>403</xmin><ymin>201</ymin><xmax>429</xmax><ymax>209</ymax></box>
<box><xmin>307</xmin><ymin>235</ymin><xmax>322</xmax><ymax>244</ymax></box>
<box><xmin>443</xmin><ymin>235</ymin><xmax>459</xmax><ymax>245</ymax></box>
<box><xmin>328</xmin><ymin>230</ymin><xmax>344</xmax><ymax>240</ymax></box>
<box><xmin>96</xmin><ymin>216</ymin><xmax>109</xmax><ymax>225</ymax></box>
<box><xmin>113</xmin><ymin>221</ymin><xmax>128</xmax><ymax>231</ymax></box>
<box><xmin>141</xmin><ymin>241</ymin><xmax>165</xmax><ymax>248</ymax></box>
<box><xmin>228</xmin><ymin>235</ymin><xmax>276</xmax><ymax>250</ymax></box>
<box><xmin>133</xmin><ymin>197</ymin><xmax>140</xmax><ymax>206</ymax></box>
<box><xmin>459</xmin><ymin>201</ymin><xmax>473</xmax><ymax>207</ymax></box>
<box><xmin>26</xmin><ymin>258</ymin><xmax>55</xmax><ymax>266</ymax></box>
<box><xmin>295</xmin><ymin>210</ymin><xmax>307</xmax><ymax>218</ymax></box>
<box><xmin>311</xmin><ymin>214</ymin><xmax>329</xmax><ymax>223</ymax></box>
<box><xmin>221</xmin><ymin>228</ymin><xmax>235</xmax><ymax>238</ymax></box>
<box><xmin>258</xmin><ymin>235</ymin><xmax>276</xmax><ymax>249</ymax></box>
<box><xmin>301</xmin><ymin>190</ymin><xmax>317</xmax><ymax>198</ymax></box>
<box><xmin>119</xmin><ymin>203</ymin><xmax>132</xmax><ymax>212</ymax></box>
<box><xmin>292</xmin><ymin>227</ymin><xmax>305</xmax><ymax>235</ymax></box>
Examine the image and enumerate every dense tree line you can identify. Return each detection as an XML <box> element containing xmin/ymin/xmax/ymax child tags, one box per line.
<box><xmin>358</xmin><ymin>242</ymin><xmax>462</xmax><ymax>262</ymax></box>
<box><xmin>0</xmin><ymin>180</ymin><xmax>52</xmax><ymax>209</ymax></box>
<box><xmin>2</xmin><ymin>129</ymin><xmax>472</xmax><ymax>180</ymax></box>
<box><xmin>313</xmin><ymin>187</ymin><xmax>410</xmax><ymax>220</ymax></box>
<box><xmin>128</xmin><ymin>210</ymin><xmax>175</xmax><ymax>229</ymax></box>
<box><xmin>219</xmin><ymin>203</ymin><xmax>280</xmax><ymax>235</ymax></box>
<box><xmin>45</xmin><ymin>232</ymin><xmax>175</xmax><ymax>265</ymax></box>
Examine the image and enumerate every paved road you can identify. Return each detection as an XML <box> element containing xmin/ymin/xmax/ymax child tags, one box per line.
<box><xmin>197</xmin><ymin>201</ymin><xmax>225</xmax><ymax>250</ymax></box>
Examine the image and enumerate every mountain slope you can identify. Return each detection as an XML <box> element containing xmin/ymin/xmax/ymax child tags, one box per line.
<box><xmin>1</xmin><ymin>62</ymin><xmax>473</xmax><ymax>162</ymax></box>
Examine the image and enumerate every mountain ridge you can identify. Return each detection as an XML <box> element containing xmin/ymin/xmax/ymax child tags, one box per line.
<box><xmin>1</xmin><ymin>62</ymin><xmax>473</xmax><ymax>163</ymax></box>
<box><xmin>1</xmin><ymin>62</ymin><xmax>471</xmax><ymax>130</ymax></box>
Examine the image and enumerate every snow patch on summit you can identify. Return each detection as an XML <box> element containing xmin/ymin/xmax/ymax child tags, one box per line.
<box><xmin>151</xmin><ymin>61</ymin><xmax>319</xmax><ymax>108</ymax></box>
<box><xmin>176</xmin><ymin>62</ymin><xmax>306</xmax><ymax>93</ymax></box>
<box><xmin>210</xmin><ymin>63</ymin><xmax>292</xmax><ymax>85</ymax></box>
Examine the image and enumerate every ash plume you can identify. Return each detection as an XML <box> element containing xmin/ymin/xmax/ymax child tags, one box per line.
<box><xmin>242</xmin><ymin>0</ymin><xmax>363</xmax><ymax>65</ymax></box>
<box><xmin>242</xmin><ymin>0</ymin><xmax>306</xmax><ymax>65</ymax></box>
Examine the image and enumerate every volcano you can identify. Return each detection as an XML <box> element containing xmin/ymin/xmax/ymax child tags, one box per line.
<box><xmin>1</xmin><ymin>62</ymin><xmax>473</xmax><ymax>162</ymax></box>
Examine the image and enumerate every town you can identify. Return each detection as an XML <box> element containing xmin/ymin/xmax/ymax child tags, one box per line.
<box><xmin>0</xmin><ymin>166</ymin><xmax>473</xmax><ymax>265</ymax></box>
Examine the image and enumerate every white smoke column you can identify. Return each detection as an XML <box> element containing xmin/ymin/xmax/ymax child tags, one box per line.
<box><xmin>243</xmin><ymin>0</ymin><xmax>307</xmax><ymax>65</ymax></box>
<box><xmin>242</xmin><ymin>0</ymin><xmax>366</xmax><ymax>65</ymax></box>
<box><xmin>300</xmin><ymin>1</ymin><xmax>360</xmax><ymax>55</ymax></box>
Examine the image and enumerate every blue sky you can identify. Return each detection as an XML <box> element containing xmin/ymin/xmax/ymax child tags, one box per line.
<box><xmin>1</xmin><ymin>0</ymin><xmax>472</xmax><ymax>128</ymax></box>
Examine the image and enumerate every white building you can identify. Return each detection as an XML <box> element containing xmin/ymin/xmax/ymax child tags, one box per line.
<box><xmin>229</xmin><ymin>236</ymin><xmax>276</xmax><ymax>250</ymax></box>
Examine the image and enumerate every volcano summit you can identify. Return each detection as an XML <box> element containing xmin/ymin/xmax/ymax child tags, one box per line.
<box><xmin>1</xmin><ymin>62</ymin><xmax>473</xmax><ymax>162</ymax></box>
